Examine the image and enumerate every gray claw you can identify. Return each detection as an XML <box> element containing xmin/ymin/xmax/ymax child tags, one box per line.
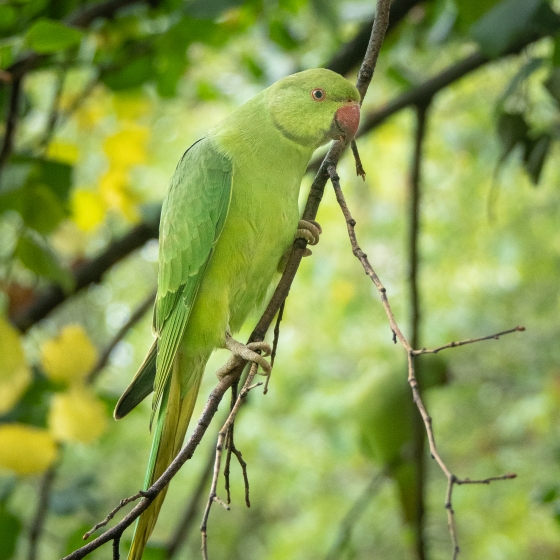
<box><xmin>296</xmin><ymin>219</ymin><xmax>322</xmax><ymax>246</ymax></box>
<box><xmin>216</xmin><ymin>335</ymin><xmax>272</xmax><ymax>380</ymax></box>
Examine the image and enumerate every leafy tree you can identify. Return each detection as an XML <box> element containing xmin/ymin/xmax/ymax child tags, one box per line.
<box><xmin>1</xmin><ymin>0</ymin><xmax>560</xmax><ymax>559</ymax></box>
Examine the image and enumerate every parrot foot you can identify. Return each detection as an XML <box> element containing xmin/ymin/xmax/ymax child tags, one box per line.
<box><xmin>296</xmin><ymin>219</ymin><xmax>322</xmax><ymax>246</ymax></box>
<box><xmin>216</xmin><ymin>334</ymin><xmax>272</xmax><ymax>380</ymax></box>
<box><xmin>278</xmin><ymin>219</ymin><xmax>322</xmax><ymax>271</ymax></box>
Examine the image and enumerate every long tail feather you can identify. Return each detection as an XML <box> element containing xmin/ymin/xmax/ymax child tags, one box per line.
<box><xmin>127</xmin><ymin>358</ymin><xmax>204</xmax><ymax>560</ymax></box>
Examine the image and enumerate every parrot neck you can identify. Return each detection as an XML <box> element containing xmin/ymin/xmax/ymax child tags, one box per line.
<box><xmin>212</xmin><ymin>92</ymin><xmax>315</xmax><ymax>171</ymax></box>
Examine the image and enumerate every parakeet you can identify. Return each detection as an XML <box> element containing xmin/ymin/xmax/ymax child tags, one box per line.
<box><xmin>358</xmin><ymin>354</ymin><xmax>449</xmax><ymax>558</ymax></box>
<box><xmin>114</xmin><ymin>68</ymin><xmax>361</xmax><ymax>559</ymax></box>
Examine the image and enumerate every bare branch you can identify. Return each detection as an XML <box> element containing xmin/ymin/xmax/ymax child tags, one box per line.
<box><xmin>12</xmin><ymin>219</ymin><xmax>159</xmax><ymax>332</ymax></box>
<box><xmin>413</xmin><ymin>326</ymin><xmax>526</xmax><ymax>356</ymax></box>
<box><xmin>62</xmin><ymin>374</ymin><xmax>237</xmax><ymax>560</ymax></box>
<box><xmin>407</xmin><ymin>102</ymin><xmax>430</xmax><ymax>560</ymax></box>
<box><xmin>200</xmin><ymin>363</ymin><xmax>260</xmax><ymax>560</ymax></box>
<box><xmin>326</xmin><ymin>160</ymin><xmax>522</xmax><ymax>558</ymax></box>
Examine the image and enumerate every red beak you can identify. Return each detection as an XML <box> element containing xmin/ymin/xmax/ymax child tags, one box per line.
<box><xmin>334</xmin><ymin>102</ymin><xmax>360</xmax><ymax>140</ymax></box>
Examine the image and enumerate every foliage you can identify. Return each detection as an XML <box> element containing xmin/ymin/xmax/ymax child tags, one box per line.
<box><xmin>1</xmin><ymin>0</ymin><xmax>560</xmax><ymax>559</ymax></box>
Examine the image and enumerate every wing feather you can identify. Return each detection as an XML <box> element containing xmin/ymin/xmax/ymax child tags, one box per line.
<box><xmin>151</xmin><ymin>137</ymin><xmax>232</xmax><ymax>419</ymax></box>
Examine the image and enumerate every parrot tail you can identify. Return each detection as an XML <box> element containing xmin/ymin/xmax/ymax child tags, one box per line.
<box><xmin>127</xmin><ymin>358</ymin><xmax>204</xmax><ymax>560</ymax></box>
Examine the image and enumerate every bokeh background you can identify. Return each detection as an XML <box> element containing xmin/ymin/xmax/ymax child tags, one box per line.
<box><xmin>1</xmin><ymin>0</ymin><xmax>560</xmax><ymax>559</ymax></box>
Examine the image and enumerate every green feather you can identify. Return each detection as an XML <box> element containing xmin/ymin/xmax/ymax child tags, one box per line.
<box><xmin>117</xmin><ymin>68</ymin><xmax>361</xmax><ymax>560</ymax></box>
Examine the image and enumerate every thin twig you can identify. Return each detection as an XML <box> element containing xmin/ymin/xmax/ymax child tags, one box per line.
<box><xmin>200</xmin><ymin>363</ymin><xmax>260</xmax><ymax>560</ymax></box>
<box><xmin>264</xmin><ymin>300</ymin><xmax>285</xmax><ymax>394</ymax></box>
<box><xmin>326</xmin><ymin>163</ymin><xmax>520</xmax><ymax>559</ymax></box>
<box><xmin>83</xmin><ymin>491</ymin><xmax>147</xmax><ymax>539</ymax></box>
<box><xmin>85</xmin><ymin>289</ymin><xmax>156</xmax><ymax>385</ymax></box>
<box><xmin>27</xmin><ymin>463</ymin><xmax>57</xmax><ymax>560</ymax></box>
<box><xmin>223</xmin><ymin>381</ymin><xmax>238</xmax><ymax>504</ymax></box>
<box><xmin>62</xmin><ymin>374</ymin><xmax>238</xmax><ymax>560</ymax></box>
<box><xmin>413</xmin><ymin>326</ymin><xmax>526</xmax><ymax>356</ymax></box>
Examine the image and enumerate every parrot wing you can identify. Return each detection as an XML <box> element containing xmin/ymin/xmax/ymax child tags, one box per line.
<box><xmin>114</xmin><ymin>137</ymin><xmax>232</xmax><ymax>421</ymax></box>
<box><xmin>153</xmin><ymin>137</ymin><xmax>232</xmax><ymax>419</ymax></box>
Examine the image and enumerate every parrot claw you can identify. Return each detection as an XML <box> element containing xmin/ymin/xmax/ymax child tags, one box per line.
<box><xmin>296</xmin><ymin>219</ymin><xmax>322</xmax><ymax>246</ymax></box>
<box><xmin>216</xmin><ymin>334</ymin><xmax>272</xmax><ymax>380</ymax></box>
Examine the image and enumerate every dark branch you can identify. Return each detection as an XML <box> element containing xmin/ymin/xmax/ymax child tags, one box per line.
<box><xmin>12</xmin><ymin>218</ymin><xmax>159</xmax><ymax>332</ymax></box>
<box><xmin>325</xmin><ymin>0</ymin><xmax>427</xmax><ymax>75</ymax></box>
<box><xmin>407</xmin><ymin>102</ymin><xmax>430</xmax><ymax>560</ymax></box>
<box><xmin>27</xmin><ymin>463</ymin><xmax>57</xmax><ymax>560</ymax></box>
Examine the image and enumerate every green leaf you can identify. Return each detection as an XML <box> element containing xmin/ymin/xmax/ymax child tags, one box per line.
<box><xmin>470</xmin><ymin>0</ymin><xmax>559</xmax><ymax>58</ymax></box>
<box><xmin>19</xmin><ymin>185</ymin><xmax>67</xmax><ymax>234</ymax></box>
<box><xmin>0</xmin><ymin>510</ymin><xmax>21</xmax><ymax>560</ymax></box>
<box><xmin>268</xmin><ymin>19</ymin><xmax>300</xmax><ymax>50</ymax></box>
<box><xmin>499</xmin><ymin>57</ymin><xmax>543</xmax><ymax>106</ymax></box>
<box><xmin>15</xmin><ymin>231</ymin><xmax>74</xmax><ymax>291</ymax></box>
<box><xmin>523</xmin><ymin>133</ymin><xmax>552</xmax><ymax>185</ymax></box>
<box><xmin>497</xmin><ymin>111</ymin><xmax>529</xmax><ymax>161</ymax></box>
<box><xmin>0</xmin><ymin>6</ymin><xmax>17</xmax><ymax>32</ymax></box>
<box><xmin>101</xmin><ymin>56</ymin><xmax>154</xmax><ymax>91</ymax></box>
<box><xmin>455</xmin><ymin>0</ymin><xmax>501</xmax><ymax>30</ymax></box>
<box><xmin>0</xmin><ymin>157</ymin><xmax>72</xmax><ymax>233</ymax></box>
<box><xmin>25</xmin><ymin>18</ymin><xmax>83</xmax><ymax>54</ymax></box>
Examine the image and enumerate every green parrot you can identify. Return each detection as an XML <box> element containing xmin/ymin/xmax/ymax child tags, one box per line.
<box><xmin>357</xmin><ymin>354</ymin><xmax>449</xmax><ymax>558</ymax></box>
<box><xmin>114</xmin><ymin>68</ymin><xmax>361</xmax><ymax>559</ymax></box>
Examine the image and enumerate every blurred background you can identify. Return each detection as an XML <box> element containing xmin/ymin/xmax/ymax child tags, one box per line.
<box><xmin>1</xmin><ymin>0</ymin><xmax>560</xmax><ymax>559</ymax></box>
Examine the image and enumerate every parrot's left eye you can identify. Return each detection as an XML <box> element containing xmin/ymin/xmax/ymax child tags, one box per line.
<box><xmin>311</xmin><ymin>88</ymin><xmax>326</xmax><ymax>101</ymax></box>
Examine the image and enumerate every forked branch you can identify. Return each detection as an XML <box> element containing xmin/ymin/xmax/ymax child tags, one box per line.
<box><xmin>326</xmin><ymin>163</ymin><xmax>522</xmax><ymax>559</ymax></box>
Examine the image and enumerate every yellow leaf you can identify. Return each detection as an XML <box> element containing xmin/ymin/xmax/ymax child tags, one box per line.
<box><xmin>46</xmin><ymin>141</ymin><xmax>79</xmax><ymax>164</ymax></box>
<box><xmin>40</xmin><ymin>324</ymin><xmax>98</xmax><ymax>384</ymax></box>
<box><xmin>99</xmin><ymin>167</ymin><xmax>141</xmax><ymax>222</ymax></box>
<box><xmin>0</xmin><ymin>317</ymin><xmax>31</xmax><ymax>414</ymax></box>
<box><xmin>112</xmin><ymin>93</ymin><xmax>152</xmax><ymax>120</ymax></box>
<box><xmin>48</xmin><ymin>387</ymin><xmax>108</xmax><ymax>444</ymax></box>
<box><xmin>0</xmin><ymin>424</ymin><xmax>58</xmax><ymax>475</ymax></box>
<box><xmin>103</xmin><ymin>125</ymin><xmax>149</xmax><ymax>168</ymax></box>
<box><xmin>71</xmin><ymin>188</ymin><xmax>107</xmax><ymax>231</ymax></box>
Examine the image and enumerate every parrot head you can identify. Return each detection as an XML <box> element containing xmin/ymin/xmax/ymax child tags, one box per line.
<box><xmin>266</xmin><ymin>68</ymin><xmax>361</xmax><ymax>148</ymax></box>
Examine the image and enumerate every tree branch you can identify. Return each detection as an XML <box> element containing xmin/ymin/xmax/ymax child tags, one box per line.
<box><xmin>325</xmin><ymin>0</ymin><xmax>427</xmax><ymax>75</ymax></box>
<box><xmin>408</xmin><ymin>102</ymin><xmax>429</xmax><ymax>560</ymax></box>
<box><xmin>27</xmin><ymin>463</ymin><xmax>57</xmax><ymax>560</ymax></box>
<box><xmin>326</xmin><ymin>163</ymin><xmax>521</xmax><ymax>558</ymax></box>
<box><xmin>12</xmin><ymin>218</ymin><xmax>159</xmax><ymax>332</ymax></box>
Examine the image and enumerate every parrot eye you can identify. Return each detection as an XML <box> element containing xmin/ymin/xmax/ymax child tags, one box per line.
<box><xmin>311</xmin><ymin>88</ymin><xmax>326</xmax><ymax>102</ymax></box>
